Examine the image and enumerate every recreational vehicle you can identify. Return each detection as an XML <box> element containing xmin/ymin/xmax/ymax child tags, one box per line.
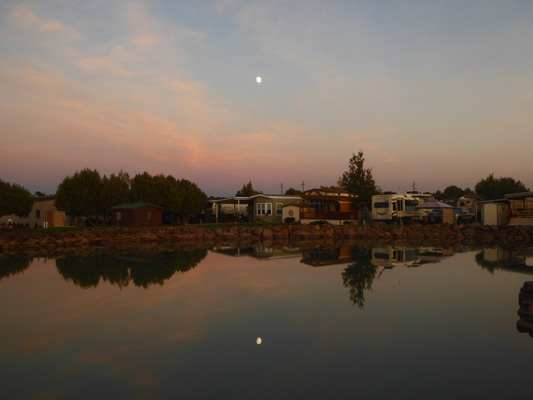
<box><xmin>371</xmin><ymin>193</ymin><xmax>434</xmax><ymax>222</ymax></box>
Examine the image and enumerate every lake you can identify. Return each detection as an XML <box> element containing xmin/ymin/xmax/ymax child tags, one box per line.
<box><xmin>1</xmin><ymin>243</ymin><xmax>533</xmax><ymax>399</ymax></box>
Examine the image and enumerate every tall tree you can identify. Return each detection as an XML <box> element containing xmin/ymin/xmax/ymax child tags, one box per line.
<box><xmin>0</xmin><ymin>179</ymin><xmax>34</xmax><ymax>217</ymax></box>
<box><xmin>284</xmin><ymin>188</ymin><xmax>303</xmax><ymax>195</ymax></box>
<box><xmin>475</xmin><ymin>173</ymin><xmax>529</xmax><ymax>200</ymax></box>
<box><xmin>129</xmin><ymin>172</ymin><xmax>207</xmax><ymax>223</ymax></box>
<box><xmin>55</xmin><ymin>169</ymin><xmax>104</xmax><ymax>223</ymax></box>
<box><xmin>339</xmin><ymin>151</ymin><xmax>379</xmax><ymax>210</ymax></box>
<box><xmin>176</xmin><ymin>179</ymin><xmax>208</xmax><ymax>222</ymax></box>
<box><xmin>101</xmin><ymin>173</ymin><xmax>130</xmax><ymax>210</ymax></box>
<box><xmin>236</xmin><ymin>181</ymin><xmax>262</xmax><ymax>197</ymax></box>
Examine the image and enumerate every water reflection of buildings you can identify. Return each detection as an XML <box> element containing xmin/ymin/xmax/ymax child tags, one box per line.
<box><xmin>475</xmin><ymin>247</ymin><xmax>533</xmax><ymax>275</ymax></box>
<box><xmin>300</xmin><ymin>247</ymin><xmax>355</xmax><ymax>267</ymax></box>
<box><xmin>371</xmin><ymin>246</ymin><xmax>455</xmax><ymax>268</ymax></box>
<box><xmin>211</xmin><ymin>246</ymin><xmax>302</xmax><ymax>260</ymax></box>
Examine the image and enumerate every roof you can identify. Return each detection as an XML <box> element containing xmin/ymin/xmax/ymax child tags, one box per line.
<box><xmin>415</xmin><ymin>200</ymin><xmax>453</xmax><ymax>209</ymax></box>
<box><xmin>109</xmin><ymin>202</ymin><xmax>164</xmax><ymax>210</ymax></box>
<box><xmin>478</xmin><ymin>198</ymin><xmax>508</xmax><ymax>204</ymax></box>
<box><xmin>249</xmin><ymin>194</ymin><xmax>302</xmax><ymax>200</ymax></box>
<box><xmin>505</xmin><ymin>192</ymin><xmax>533</xmax><ymax>199</ymax></box>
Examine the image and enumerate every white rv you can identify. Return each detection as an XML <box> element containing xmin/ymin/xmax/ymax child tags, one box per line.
<box><xmin>372</xmin><ymin>193</ymin><xmax>434</xmax><ymax>222</ymax></box>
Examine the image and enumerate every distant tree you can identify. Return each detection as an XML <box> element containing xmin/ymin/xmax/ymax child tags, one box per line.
<box><xmin>339</xmin><ymin>150</ymin><xmax>379</xmax><ymax>210</ymax></box>
<box><xmin>322</xmin><ymin>185</ymin><xmax>342</xmax><ymax>190</ymax></box>
<box><xmin>101</xmin><ymin>173</ymin><xmax>130</xmax><ymax>210</ymax></box>
<box><xmin>236</xmin><ymin>181</ymin><xmax>262</xmax><ymax>197</ymax></box>
<box><xmin>442</xmin><ymin>185</ymin><xmax>465</xmax><ymax>199</ymax></box>
<box><xmin>176</xmin><ymin>179</ymin><xmax>208</xmax><ymax>222</ymax></box>
<box><xmin>130</xmin><ymin>172</ymin><xmax>207</xmax><ymax>223</ymax></box>
<box><xmin>55</xmin><ymin>169</ymin><xmax>104</xmax><ymax>224</ymax></box>
<box><xmin>0</xmin><ymin>179</ymin><xmax>34</xmax><ymax>217</ymax></box>
<box><xmin>130</xmin><ymin>172</ymin><xmax>158</xmax><ymax>204</ymax></box>
<box><xmin>435</xmin><ymin>185</ymin><xmax>475</xmax><ymax>200</ymax></box>
<box><xmin>284</xmin><ymin>187</ymin><xmax>303</xmax><ymax>195</ymax></box>
<box><xmin>475</xmin><ymin>173</ymin><xmax>529</xmax><ymax>200</ymax></box>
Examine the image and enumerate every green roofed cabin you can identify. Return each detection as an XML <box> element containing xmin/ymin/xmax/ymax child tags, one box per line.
<box><xmin>110</xmin><ymin>203</ymin><xmax>163</xmax><ymax>227</ymax></box>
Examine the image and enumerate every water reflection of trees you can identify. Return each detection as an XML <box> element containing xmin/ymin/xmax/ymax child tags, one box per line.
<box><xmin>474</xmin><ymin>247</ymin><xmax>533</xmax><ymax>275</ymax></box>
<box><xmin>341</xmin><ymin>246</ymin><xmax>378</xmax><ymax>308</ymax></box>
<box><xmin>55</xmin><ymin>249</ymin><xmax>207</xmax><ymax>289</ymax></box>
<box><xmin>0</xmin><ymin>256</ymin><xmax>32</xmax><ymax>281</ymax></box>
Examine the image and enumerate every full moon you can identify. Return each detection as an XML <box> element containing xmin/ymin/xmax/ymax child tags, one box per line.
<box><xmin>256</xmin><ymin>76</ymin><xmax>262</xmax><ymax>83</ymax></box>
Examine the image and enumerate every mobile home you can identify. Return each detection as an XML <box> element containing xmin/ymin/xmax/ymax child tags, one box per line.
<box><xmin>371</xmin><ymin>193</ymin><xmax>434</xmax><ymax>222</ymax></box>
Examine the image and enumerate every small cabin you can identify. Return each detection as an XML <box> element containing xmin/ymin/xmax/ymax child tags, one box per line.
<box><xmin>110</xmin><ymin>203</ymin><xmax>163</xmax><ymax>227</ymax></box>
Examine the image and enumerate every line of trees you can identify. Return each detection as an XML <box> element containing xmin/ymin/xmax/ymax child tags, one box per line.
<box><xmin>0</xmin><ymin>179</ymin><xmax>34</xmax><ymax>218</ymax></box>
<box><xmin>433</xmin><ymin>174</ymin><xmax>529</xmax><ymax>201</ymax></box>
<box><xmin>55</xmin><ymin>169</ymin><xmax>208</xmax><ymax>225</ymax></box>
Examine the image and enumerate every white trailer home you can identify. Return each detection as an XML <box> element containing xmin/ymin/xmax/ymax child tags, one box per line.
<box><xmin>371</xmin><ymin>193</ymin><xmax>434</xmax><ymax>222</ymax></box>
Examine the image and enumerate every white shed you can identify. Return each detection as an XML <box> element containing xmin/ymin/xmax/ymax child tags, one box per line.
<box><xmin>480</xmin><ymin>200</ymin><xmax>509</xmax><ymax>226</ymax></box>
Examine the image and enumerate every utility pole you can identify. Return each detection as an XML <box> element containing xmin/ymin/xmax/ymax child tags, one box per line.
<box><xmin>301</xmin><ymin>180</ymin><xmax>305</xmax><ymax>192</ymax></box>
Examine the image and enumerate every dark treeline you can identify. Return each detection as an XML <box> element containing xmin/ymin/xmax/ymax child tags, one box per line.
<box><xmin>55</xmin><ymin>249</ymin><xmax>208</xmax><ymax>289</ymax></box>
<box><xmin>55</xmin><ymin>169</ymin><xmax>208</xmax><ymax>225</ymax></box>
<box><xmin>0</xmin><ymin>179</ymin><xmax>34</xmax><ymax>218</ymax></box>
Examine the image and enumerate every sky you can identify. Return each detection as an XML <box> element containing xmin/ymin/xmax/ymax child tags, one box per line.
<box><xmin>1</xmin><ymin>0</ymin><xmax>532</xmax><ymax>197</ymax></box>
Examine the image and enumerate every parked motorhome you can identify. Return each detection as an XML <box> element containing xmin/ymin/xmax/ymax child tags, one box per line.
<box><xmin>371</xmin><ymin>193</ymin><xmax>434</xmax><ymax>222</ymax></box>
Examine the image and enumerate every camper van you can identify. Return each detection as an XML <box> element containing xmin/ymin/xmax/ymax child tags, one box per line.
<box><xmin>372</xmin><ymin>193</ymin><xmax>434</xmax><ymax>222</ymax></box>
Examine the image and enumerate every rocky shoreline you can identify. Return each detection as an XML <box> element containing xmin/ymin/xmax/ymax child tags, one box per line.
<box><xmin>1</xmin><ymin>222</ymin><xmax>533</xmax><ymax>257</ymax></box>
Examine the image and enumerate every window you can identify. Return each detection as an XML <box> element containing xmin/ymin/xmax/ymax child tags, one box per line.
<box><xmin>276</xmin><ymin>203</ymin><xmax>283</xmax><ymax>216</ymax></box>
<box><xmin>256</xmin><ymin>203</ymin><xmax>272</xmax><ymax>215</ymax></box>
<box><xmin>374</xmin><ymin>202</ymin><xmax>389</xmax><ymax>208</ymax></box>
<box><xmin>146</xmin><ymin>211</ymin><xmax>152</xmax><ymax>220</ymax></box>
<box><xmin>36</xmin><ymin>209</ymin><xmax>41</xmax><ymax>219</ymax></box>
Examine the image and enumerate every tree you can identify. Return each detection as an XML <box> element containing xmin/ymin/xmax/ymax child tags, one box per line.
<box><xmin>101</xmin><ymin>173</ymin><xmax>130</xmax><ymax>210</ymax></box>
<box><xmin>236</xmin><ymin>181</ymin><xmax>262</xmax><ymax>197</ymax></box>
<box><xmin>55</xmin><ymin>169</ymin><xmax>104</xmax><ymax>223</ymax></box>
<box><xmin>339</xmin><ymin>151</ymin><xmax>379</xmax><ymax>210</ymax></box>
<box><xmin>130</xmin><ymin>172</ymin><xmax>207</xmax><ymax>223</ymax></box>
<box><xmin>130</xmin><ymin>172</ymin><xmax>158</xmax><ymax>204</ymax></box>
<box><xmin>0</xmin><ymin>179</ymin><xmax>34</xmax><ymax>218</ymax></box>
<box><xmin>475</xmin><ymin>173</ymin><xmax>529</xmax><ymax>200</ymax></box>
<box><xmin>284</xmin><ymin>188</ymin><xmax>303</xmax><ymax>195</ymax></box>
<box><xmin>176</xmin><ymin>179</ymin><xmax>208</xmax><ymax>222</ymax></box>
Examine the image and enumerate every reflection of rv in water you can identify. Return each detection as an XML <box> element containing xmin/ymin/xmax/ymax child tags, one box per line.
<box><xmin>371</xmin><ymin>246</ymin><xmax>420</xmax><ymax>268</ymax></box>
<box><xmin>371</xmin><ymin>193</ymin><xmax>434</xmax><ymax>222</ymax></box>
<box><xmin>372</xmin><ymin>246</ymin><xmax>455</xmax><ymax>268</ymax></box>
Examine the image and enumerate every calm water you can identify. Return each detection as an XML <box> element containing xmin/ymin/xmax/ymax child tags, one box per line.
<box><xmin>1</xmin><ymin>244</ymin><xmax>533</xmax><ymax>399</ymax></box>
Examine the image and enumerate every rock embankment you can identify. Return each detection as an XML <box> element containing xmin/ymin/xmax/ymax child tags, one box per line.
<box><xmin>518</xmin><ymin>281</ymin><xmax>533</xmax><ymax>338</ymax></box>
<box><xmin>1</xmin><ymin>223</ymin><xmax>532</xmax><ymax>252</ymax></box>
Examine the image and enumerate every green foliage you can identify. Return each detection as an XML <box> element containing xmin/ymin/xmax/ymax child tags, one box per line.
<box><xmin>434</xmin><ymin>185</ymin><xmax>476</xmax><ymax>200</ymax></box>
<box><xmin>55</xmin><ymin>169</ymin><xmax>104</xmax><ymax>222</ymax></box>
<box><xmin>339</xmin><ymin>150</ymin><xmax>379</xmax><ymax>210</ymax></box>
<box><xmin>236</xmin><ymin>181</ymin><xmax>262</xmax><ymax>197</ymax></box>
<box><xmin>0</xmin><ymin>256</ymin><xmax>32</xmax><ymax>281</ymax></box>
<box><xmin>130</xmin><ymin>172</ymin><xmax>207</xmax><ymax>223</ymax></box>
<box><xmin>284</xmin><ymin>187</ymin><xmax>303</xmax><ymax>195</ymax></box>
<box><xmin>359</xmin><ymin>206</ymin><xmax>372</xmax><ymax>224</ymax></box>
<box><xmin>341</xmin><ymin>246</ymin><xmax>377</xmax><ymax>308</ymax></box>
<box><xmin>55</xmin><ymin>169</ymin><xmax>208</xmax><ymax>224</ymax></box>
<box><xmin>55</xmin><ymin>250</ymin><xmax>207</xmax><ymax>289</ymax></box>
<box><xmin>101</xmin><ymin>173</ymin><xmax>130</xmax><ymax>210</ymax></box>
<box><xmin>0</xmin><ymin>179</ymin><xmax>34</xmax><ymax>217</ymax></box>
<box><xmin>475</xmin><ymin>173</ymin><xmax>529</xmax><ymax>200</ymax></box>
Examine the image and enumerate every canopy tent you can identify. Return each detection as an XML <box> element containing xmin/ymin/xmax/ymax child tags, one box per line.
<box><xmin>415</xmin><ymin>201</ymin><xmax>453</xmax><ymax>209</ymax></box>
<box><xmin>415</xmin><ymin>201</ymin><xmax>454</xmax><ymax>224</ymax></box>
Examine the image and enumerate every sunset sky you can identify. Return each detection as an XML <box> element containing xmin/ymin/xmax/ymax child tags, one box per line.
<box><xmin>1</xmin><ymin>0</ymin><xmax>532</xmax><ymax>197</ymax></box>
